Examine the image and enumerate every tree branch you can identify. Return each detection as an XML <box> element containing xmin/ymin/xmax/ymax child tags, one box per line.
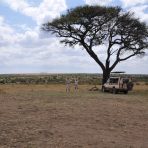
<box><xmin>82</xmin><ymin>40</ymin><xmax>105</xmax><ymax>71</ymax></box>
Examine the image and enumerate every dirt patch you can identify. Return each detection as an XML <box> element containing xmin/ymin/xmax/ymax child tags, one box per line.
<box><xmin>0</xmin><ymin>84</ymin><xmax>148</xmax><ymax>147</ymax></box>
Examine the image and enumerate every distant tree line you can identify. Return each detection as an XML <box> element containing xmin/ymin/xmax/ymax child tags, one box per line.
<box><xmin>0</xmin><ymin>74</ymin><xmax>102</xmax><ymax>85</ymax></box>
<box><xmin>0</xmin><ymin>74</ymin><xmax>148</xmax><ymax>85</ymax></box>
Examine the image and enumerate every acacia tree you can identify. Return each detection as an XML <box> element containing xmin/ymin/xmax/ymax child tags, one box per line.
<box><xmin>42</xmin><ymin>5</ymin><xmax>148</xmax><ymax>84</ymax></box>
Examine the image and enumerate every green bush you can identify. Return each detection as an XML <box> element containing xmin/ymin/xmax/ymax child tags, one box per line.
<box><xmin>136</xmin><ymin>82</ymin><xmax>140</xmax><ymax>85</ymax></box>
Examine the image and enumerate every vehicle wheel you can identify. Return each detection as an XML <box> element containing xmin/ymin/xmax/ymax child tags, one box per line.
<box><xmin>112</xmin><ymin>88</ymin><xmax>117</xmax><ymax>94</ymax></box>
<box><xmin>102</xmin><ymin>86</ymin><xmax>106</xmax><ymax>92</ymax></box>
<box><xmin>124</xmin><ymin>90</ymin><xmax>128</xmax><ymax>94</ymax></box>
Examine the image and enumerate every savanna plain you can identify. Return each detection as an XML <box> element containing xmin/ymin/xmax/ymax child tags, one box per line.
<box><xmin>0</xmin><ymin>82</ymin><xmax>148</xmax><ymax>148</ymax></box>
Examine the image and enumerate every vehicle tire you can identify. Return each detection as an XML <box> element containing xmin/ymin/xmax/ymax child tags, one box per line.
<box><xmin>112</xmin><ymin>88</ymin><xmax>117</xmax><ymax>94</ymax></box>
<box><xmin>102</xmin><ymin>86</ymin><xmax>106</xmax><ymax>92</ymax></box>
<box><xmin>124</xmin><ymin>90</ymin><xmax>128</xmax><ymax>94</ymax></box>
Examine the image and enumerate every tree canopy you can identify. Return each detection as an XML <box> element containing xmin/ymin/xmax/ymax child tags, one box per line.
<box><xmin>42</xmin><ymin>5</ymin><xmax>148</xmax><ymax>84</ymax></box>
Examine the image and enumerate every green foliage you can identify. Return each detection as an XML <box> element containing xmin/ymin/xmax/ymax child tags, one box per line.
<box><xmin>0</xmin><ymin>74</ymin><xmax>102</xmax><ymax>85</ymax></box>
<box><xmin>42</xmin><ymin>5</ymin><xmax>148</xmax><ymax>51</ymax></box>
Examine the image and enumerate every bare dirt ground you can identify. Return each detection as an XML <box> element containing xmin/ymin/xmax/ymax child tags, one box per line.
<box><xmin>0</xmin><ymin>84</ymin><xmax>148</xmax><ymax>148</ymax></box>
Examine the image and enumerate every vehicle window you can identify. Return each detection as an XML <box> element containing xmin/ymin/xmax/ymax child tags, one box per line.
<box><xmin>110</xmin><ymin>78</ymin><xmax>118</xmax><ymax>84</ymax></box>
<box><xmin>123</xmin><ymin>79</ymin><xmax>129</xmax><ymax>83</ymax></box>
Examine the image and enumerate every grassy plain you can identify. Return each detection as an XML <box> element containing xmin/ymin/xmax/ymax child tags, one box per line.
<box><xmin>0</xmin><ymin>84</ymin><xmax>148</xmax><ymax>148</ymax></box>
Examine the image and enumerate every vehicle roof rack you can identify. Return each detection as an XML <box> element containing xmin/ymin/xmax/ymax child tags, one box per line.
<box><xmin>111</xmin><ymin>71</ymin><xmax>125</xmax><ymax>74</ymax></box>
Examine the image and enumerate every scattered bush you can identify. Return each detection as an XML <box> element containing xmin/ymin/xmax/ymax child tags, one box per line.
<box><xmin>136</xmin><ymin>82</ymin><xmax>140</xmax><ymax>85</ymax></box>
<box><xmin>0</xmin><ymin>74</ymin><xmax>148</xmax><ymax>85</ymax></box>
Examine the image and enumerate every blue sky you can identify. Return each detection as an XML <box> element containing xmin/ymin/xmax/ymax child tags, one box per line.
<box><xmin>0</xmin><ymin>0</ymin><xmax>148</xmax><ymax>74</ymax></box>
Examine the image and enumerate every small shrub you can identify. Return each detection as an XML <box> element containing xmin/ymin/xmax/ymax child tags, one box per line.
<box><xmin>136</xmin><ymin>82</ymin><xmax>140</xmax><ymax>85</ymax></box>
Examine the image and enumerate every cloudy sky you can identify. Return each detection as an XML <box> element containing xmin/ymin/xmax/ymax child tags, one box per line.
<box><xmin>0</xmin><ymin>0</ymin><xmax>148</xmax><ymax>74</ymax></box>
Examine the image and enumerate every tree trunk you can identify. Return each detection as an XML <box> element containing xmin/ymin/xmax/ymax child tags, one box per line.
<box><xmin>102</xmin><ymin>69</ymin><xmax>110</xmax><ymax>85</ymax></box>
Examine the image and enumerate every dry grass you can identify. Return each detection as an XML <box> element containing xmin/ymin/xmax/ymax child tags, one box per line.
<box><xmin>0</xmin><ymin>84</ymin><xmax>148</xmax><ymax>148</ymax></box>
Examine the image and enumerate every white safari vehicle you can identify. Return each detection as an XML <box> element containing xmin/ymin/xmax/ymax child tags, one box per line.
<box><xmin>102</xmin><ymin>77</ymin><xmax>133</xmax><ymax>94</ymax></box>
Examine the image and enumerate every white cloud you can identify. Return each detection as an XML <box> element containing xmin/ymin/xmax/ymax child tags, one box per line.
<box><xmin>0</xmin><ymin>16</ymin><xmax>16</xmax><ymax>46</ymax></box>
<box><xmin>0</xmin><ymin>15</ymin><xmax>91</xmax><ymax>73</ymax></box>
<box><xmin>120</xmin><ymin>0</ymin><xmax>148</xmax><ymax>7</ymax></box>
<box><xmin>1</xmin><ymin>0</ymin><xmax>67</xmax><ymax>25</ymax></box>
<box><xmin>120</xmin><ymin>0</ymin><xmax>148</xmax><ymax>24</ymax></box>
<box><xmin>0</xmin><ymin>16</ymin><xmax>4</xmax><ymax>24</ymax></box>
<box><xmin>84</xmin><ymin>0</ymin><xmax>112</xmax><ymax>6</ymax></box>
<box><xmin>129</xmin><ymin>5</ymin><xmax>148</xmax><ymax>23</ymax></box>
